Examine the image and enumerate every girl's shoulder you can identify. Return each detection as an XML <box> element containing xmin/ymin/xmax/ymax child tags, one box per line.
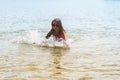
<box><xmin>62</xmin><ymin>30</ymin><xmax>66</xmax><ymax>34</ymax></box>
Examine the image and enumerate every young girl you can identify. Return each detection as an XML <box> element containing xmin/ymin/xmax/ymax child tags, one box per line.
<box><xmin>45</xmin><ymin>18</ymin><xmax>67</xmax><ymax>41</ymax></box>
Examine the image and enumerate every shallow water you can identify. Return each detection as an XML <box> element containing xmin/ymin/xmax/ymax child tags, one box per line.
<box><xmin>0</xmin><ymin>46</ymin><xmax>120</xmax><ymax>80</ymax></box>
<box><xmin>0</xmin><ymin>0</ymin><xmax>120</xmax><ymax>80</ymax></box>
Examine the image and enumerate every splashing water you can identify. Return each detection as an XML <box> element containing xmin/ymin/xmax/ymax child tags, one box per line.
<box><xmin>11</xmin><ymin>30</ymin><xmax>71</xmax><ymax>49</ymax></box>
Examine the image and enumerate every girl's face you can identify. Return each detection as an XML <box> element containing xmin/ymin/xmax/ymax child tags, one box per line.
<box><xmin>52</xmin><ymin>22</ymin><xmax>59</xmax><ymax>31</ymax></box>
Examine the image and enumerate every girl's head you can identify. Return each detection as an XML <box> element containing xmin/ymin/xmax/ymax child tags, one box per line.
<box><xmin>51</xmin><ymin>18</ymin><xmax>65</xmax><ymax>33</ymax></box>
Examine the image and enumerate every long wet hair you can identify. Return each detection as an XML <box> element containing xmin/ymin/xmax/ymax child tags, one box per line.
<box><xmin>46</xmin><ymin>18</ymin><xmax>66</xmax><ymax>39</ymax></box>
<box><xmin>51</xmin><ymin>18</ymin><xmax>65</xmax><ymax>34</ymax></box>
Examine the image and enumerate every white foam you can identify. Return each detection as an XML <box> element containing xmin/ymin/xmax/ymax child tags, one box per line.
<box><xmin>11</xmin><ymin>30</ymin><xmax>71</xmax><ymax>49</ymax></box>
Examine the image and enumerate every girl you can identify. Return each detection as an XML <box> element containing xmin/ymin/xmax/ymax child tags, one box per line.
<box><xmin>45</xmin><ymin>18</ymin><xmax>67</xmax><ymax>41</ymax></box>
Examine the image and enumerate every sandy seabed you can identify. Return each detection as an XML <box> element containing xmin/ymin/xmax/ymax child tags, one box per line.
<box><xmin>0</xmin><ymin>47</ymin><xmax>120</xmax><ymax>80</ymax></box>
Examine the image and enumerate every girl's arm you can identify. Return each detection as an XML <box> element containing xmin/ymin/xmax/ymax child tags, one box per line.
<box><xmin>62</xmin><ymin>31</ymin><xmax>67</xmax><ymax>41</ymax></box>
<box><xmin>46</xmin><ymin>29</ymin><xmax>52</xmax><ymax>39</ymax></box>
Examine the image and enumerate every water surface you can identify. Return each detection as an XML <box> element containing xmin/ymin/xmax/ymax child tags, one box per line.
<box><xmin>0</xmin><ymin>0</ymin><xmax>120</xmax><ymax>80</ymax></box>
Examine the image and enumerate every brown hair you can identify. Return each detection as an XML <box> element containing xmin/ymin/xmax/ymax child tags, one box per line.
<box><xmin>46</xmin><ymin>18</ymin><xmax>66</xmax><ymax>39</ymax></box>
<box><xmin>51</xmin><ymin>18</ymin><xmax>65</xmax><ymax>34</ymax></box>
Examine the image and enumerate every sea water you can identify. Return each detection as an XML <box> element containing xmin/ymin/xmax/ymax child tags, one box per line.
<box><xmin>0</xmin><ymin>0</ymin><xmax>120</xmax><ymax>80</ymax></box>
<box><xmin>11</xmin><ymin>30</ymin><xmax>70</xmax><ymax>48</ymax></box>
